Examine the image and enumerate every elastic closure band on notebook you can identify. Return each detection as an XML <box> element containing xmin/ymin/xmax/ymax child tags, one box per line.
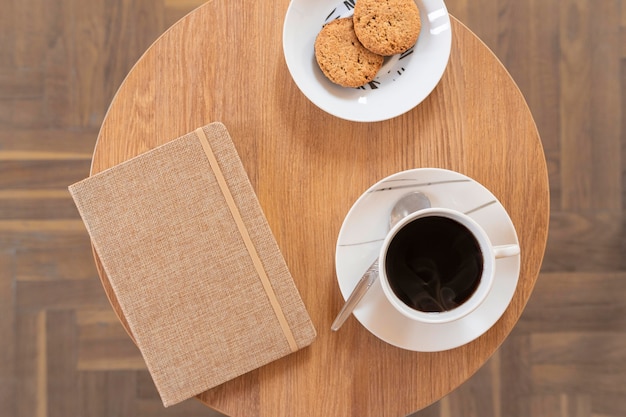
<box><xmin>195</xmin><ymin>127</ymin><xmax>299</xmax><ymax>353</ymax></box>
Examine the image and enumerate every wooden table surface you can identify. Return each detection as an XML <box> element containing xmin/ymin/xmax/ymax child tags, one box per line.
<box><xmin>91</xmin><ymin>0</ymin><xmax>549</xmax><ymax>416</ymax></box>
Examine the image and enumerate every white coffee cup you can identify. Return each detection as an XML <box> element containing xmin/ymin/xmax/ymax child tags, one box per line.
<box><xmin>379</xmin><ymin>207</ymin><xmax>519</xmax><ymax>324</ymax></box>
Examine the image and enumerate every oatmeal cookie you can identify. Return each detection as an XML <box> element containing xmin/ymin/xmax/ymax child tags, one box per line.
<box><xmin>314</xmin><ymin>17</ymin><xmax>384</xmax><ymax>88</ymax></box>
<box><xmin>353</xmin><ymin>0</ymin><xmax>421</xmax><ymax>56</ymax></box>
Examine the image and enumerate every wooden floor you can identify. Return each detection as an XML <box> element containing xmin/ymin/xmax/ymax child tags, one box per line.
<box><xmin>1</xmin><ymin>0</ymin><xmax>624</xmax><ymax>416</ymax></box>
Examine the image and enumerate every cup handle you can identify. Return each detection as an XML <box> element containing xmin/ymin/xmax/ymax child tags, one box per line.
<box><xmin>493</xmin><ymin>244</ymin><xmax>520</xmax><ymax>259</ymax></box>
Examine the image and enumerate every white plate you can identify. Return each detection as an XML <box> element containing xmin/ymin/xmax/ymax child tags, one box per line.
<box><xmin>335</xmin><ymin>169</ymin><xmax>520</xmax><ymax>351</ymax></box>
<box><xmin>283</xmin><ymin>0</ymin><xmax>452</xmax><ymax>122</ymax></box>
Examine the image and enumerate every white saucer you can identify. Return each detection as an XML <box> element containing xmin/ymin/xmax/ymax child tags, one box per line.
<box><xmin>335</xmin><ymin>168</ymin><xmax>520</xmax><ymax>351</ymax></box>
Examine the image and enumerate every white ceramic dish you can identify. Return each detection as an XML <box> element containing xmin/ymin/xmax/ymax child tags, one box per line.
<box><xmin>334</xmin><ymin>168</ymin><xmax>521</xmax><ymax>351</ymax></box>
<box><xmin>282</xmin><ymin>0</ymin><xmax>452</xmax><ymax>122</ymax></box>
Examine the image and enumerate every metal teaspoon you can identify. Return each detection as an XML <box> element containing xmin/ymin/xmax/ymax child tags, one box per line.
<box><xmin>331</xmin><ymin>191</ymin><xmax>431</xmax><ymax>331</ymax></box>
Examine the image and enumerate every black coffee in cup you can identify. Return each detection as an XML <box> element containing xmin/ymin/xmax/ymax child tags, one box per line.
<box><xmin>384</xmin><ymin>215</ymin><xmax>483</xmax><ymax>312</ymax></box>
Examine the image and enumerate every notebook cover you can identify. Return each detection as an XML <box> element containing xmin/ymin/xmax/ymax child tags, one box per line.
<box><xmin>69</xmin><ymin>122</ymin><xmax>316</xmax><ymax>406</ymax></box>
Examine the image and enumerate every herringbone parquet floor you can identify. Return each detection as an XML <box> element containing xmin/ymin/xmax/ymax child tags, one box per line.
<box><xmin>1</xmin><ymin>0</ymin><xmax>624</xmax><ymax>416</ymax></box>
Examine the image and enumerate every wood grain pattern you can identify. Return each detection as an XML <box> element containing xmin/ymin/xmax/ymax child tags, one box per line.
<box><xmin>90</xmin><ymin>2</ymin><xmax>547</xmax><ymax>416</ymax></box>
<box><xmin>1</xmin><ymin>0</ymin><xmax>624</xmax><ymax>416</ymax></box>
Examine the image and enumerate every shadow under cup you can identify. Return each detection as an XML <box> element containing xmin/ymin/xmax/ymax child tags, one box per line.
<box><xmin>381</xmin><ymin>213</ymin><xmax>491</xmax><ymax>319</ymax></box>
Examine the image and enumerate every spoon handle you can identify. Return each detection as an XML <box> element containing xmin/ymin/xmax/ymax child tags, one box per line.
<box><xmin>331</xmin><ymin>259</ymin><xmax>379</xmax><ymax>331</ymax></box>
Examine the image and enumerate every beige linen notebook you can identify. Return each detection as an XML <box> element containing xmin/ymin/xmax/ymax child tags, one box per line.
<box><xmin>69</xmin><ymin>122</ymin><xmax>316</xmax><ymax>407</ymax></box>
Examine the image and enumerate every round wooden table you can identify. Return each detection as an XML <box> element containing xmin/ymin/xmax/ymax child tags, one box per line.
<box><xmin>91</xmin><ymin>1</ymin><xmax>549</xmax><ymax>416</ymax></box>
